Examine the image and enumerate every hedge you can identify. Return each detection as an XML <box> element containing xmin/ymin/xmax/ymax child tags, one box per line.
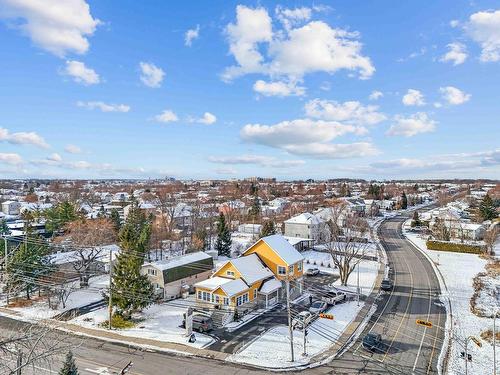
<box><xmin>426</xmin><ymin>240</ymin><xmax>484</xmax><ymax>254</ymax></box>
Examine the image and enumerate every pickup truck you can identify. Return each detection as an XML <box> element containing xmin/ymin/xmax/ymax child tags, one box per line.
<box><xmin>321</xmin><ymin>290</ymin><xmax>347</xmax><ymax>305</ymax></box>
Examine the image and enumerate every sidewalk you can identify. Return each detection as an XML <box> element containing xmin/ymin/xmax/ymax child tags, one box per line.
<box><xmin>0</xmin><ymin>306</ymin><xmax>229</xmax><ymax>361</ymax></box>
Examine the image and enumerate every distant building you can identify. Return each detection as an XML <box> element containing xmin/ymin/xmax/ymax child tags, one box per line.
<box><xmin>1</xmin><ymin>200</ymin><xmax>21</xmax><ymax>215</ymax></box>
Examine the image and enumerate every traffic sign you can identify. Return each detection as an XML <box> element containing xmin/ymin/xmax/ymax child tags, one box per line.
<box><xmin>319</xmin><ymin>313</ymin><xmax>334</xmax><ymax>320</ymax></box>
<box><xmin>416</xmin><ymin>319</ymin><xmax>432</xmax><ymax>328</ymax></box>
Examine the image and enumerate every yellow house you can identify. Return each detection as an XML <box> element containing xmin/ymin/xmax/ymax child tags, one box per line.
<box><xmin>194</xmin><ymin>234</ymin><xmax>304</xmax><ymax>311</ymax></box>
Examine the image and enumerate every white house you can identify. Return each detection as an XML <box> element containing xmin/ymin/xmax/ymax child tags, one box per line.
<box><xmin>1</xmin><ymin>201</ymin><xmax>21</xmax><ymax>215</ymax></box>
<box><xmin>284</xmin><ymin>212</ymin><xmax>325</xmax><ymax>242</ymax></box>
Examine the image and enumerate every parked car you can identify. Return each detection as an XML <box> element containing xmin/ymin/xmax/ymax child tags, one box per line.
<box><xmin>292</xmin><ymin>311</ymin><xmax>313</xmax><ymax>329</ymax></box>
<box><xmin>362</xmin><ymin>333</ymin><xmax>386</xmax><ymax>353</ymax></box>
<box><xmin>309</xmin><ymin>300</ymin><xmax>328</xmax><ymax>315</ymax></box>
<box><xmin>321</xmin><ymin>290</ymin><xmax>347</xmax><ymax>305</ymax></box>
<box><xmin>306</xmin><ymin>267</ymin><xmax>320</xmax><ymax>276</ymax></box>
<box><xmin>182</xmin><ymin>313</ymin><xmax>213</xmax><ymax>333</ymax></box>
<box><xmin>380</xmin><ymin>278</ymin><xmax>393</xmax><ymax>291</ymax></box>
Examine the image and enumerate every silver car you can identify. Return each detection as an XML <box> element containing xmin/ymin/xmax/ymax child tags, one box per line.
<box><xmin>309</xmin><ymin>300</ymin><xmax>328</xmax><ymax>314</ymax></box>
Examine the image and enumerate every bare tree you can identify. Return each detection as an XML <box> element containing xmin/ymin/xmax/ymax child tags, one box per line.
<box><xmin>324</xmin><ymin>204</ymin><xmax>371</xmax><ymax>286</ymax></box>
<box><xmin>484</xmin><ymin>226</ymin><xmax>499</xmax><ymax>255</ymax></box>
<box><xmin>58</xmin><ymin>218</ymin><xmax>117</xmax><ymax>287</ymax></box>
<box><xmin>0</xmin><ymin>322</ymin><xmax>77</xmax><ymax>374</ymax></box>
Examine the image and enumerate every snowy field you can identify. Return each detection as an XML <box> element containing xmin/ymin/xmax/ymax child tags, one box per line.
<box><xmin>5</xmin><ymin>275</ymin><xmax>108</xmax><ymax>320</ymax></box>
<box><xmin>403</xmin><ymin>225</ymin><xmax>498</xmax><ymax>375</ymax></box>
<box><xmin>228</xmin><ymin>301</ymin><xmax>364</xmax><ymax>368</ymax></box>
<box><xmin>71</xmin><ymin>300</ymin><xmax>214</xmax><ymax>349</ymax></box>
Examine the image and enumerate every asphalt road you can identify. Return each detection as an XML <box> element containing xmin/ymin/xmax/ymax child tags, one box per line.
<box><xmin>0</xmin><ymin>216</ymin><xmax>446</xmax><ymax>375</ymax></box>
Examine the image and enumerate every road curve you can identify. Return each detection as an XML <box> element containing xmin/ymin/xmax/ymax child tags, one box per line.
<box><xmin>0</xmin><ymin>216</ymin><xmax>447</xmax><ymax>375</ymax></box>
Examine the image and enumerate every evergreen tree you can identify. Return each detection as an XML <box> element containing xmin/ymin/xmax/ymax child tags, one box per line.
<box><xmin>110</xmin><ymin>208</ymin><xmax>122</xmax><ymax>233</ymax></box>
<box><xmin>215</xmin><ymin>213</ymin><xmax>232</xmax><ymax>257</ymax></box>
<box><xmin>7</xmin><ymin>238</ymin><xmax>53</xmax><ymax>300</ymax></box>
<box><xmin>0</xmin><ymin>219</ymin><xmax>10</xmax><ymax>235</ymax></box>
<box><xmin>401</xmin><ymin>191</ymin><xmax>408</xmax><ymax>209</ymax></box>
<box><xmin>59</xmin><ymin>351</ymin><xmax>79</xmax><ymax>375</ymax></box>
<box><xmin>411</xmin><ymin>211</ymin><xmax>421</xmax><ymax>227</ymax></box>
<box><xmin>248</xmin><ymin>195</ymin><xmax>261</xmax><ymax>219</ymax></box>
<box><xmin>260</xmin><ymin>220</ymin><xmax>277</xmax><ymax>238</ymax></box>
<box><xmin>44</xmin><ymin>201</ymin><xmax>79</xmax><ymax>235</ymax></box>
<box><xmin>479</xmin><ymin>194</ymin><xmax>498</xmax><ymax>221</ymax></box>
<box><xmin>110</xmin><ymin>201</ymin><xmax>154</xmax><ymax>320</ymax></box>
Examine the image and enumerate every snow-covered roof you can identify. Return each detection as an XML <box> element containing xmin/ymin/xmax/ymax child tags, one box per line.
<box><xmin>49</xmin><ymin>244</ymin><xmax>120</xmax><ymax>265</ymax></box>
<box><xmin>227</xmin><ymin>253</ymin><xmax>274</xmax><ymax>285</ymax></box>
<box><xmin>284</xmin><ymin>212</ymin><xmax>322</xmax><ymax>225</ymax></box>
<box><xmin>260</xmin><ymin>234</ymin><xmax>304</xmax><ymax>265</ymax></box>
<box><xmin>145</xmin><ymin>251</ymin><xmax>212</xmax><ymax>271</ymax></box>
<box><xmin>195</xmin><ymin>276</ymin><xmax>249</xmax><ymax>296</ymax></box>
<box><xmin>259</xmin><ymin>277</ymin><xmax>282</xmax><ymax>294</ymax></box>
<box><xmin>283</xmin><ymin>236</ymin><xmax>314</xmax><ymax>246</ymax></box>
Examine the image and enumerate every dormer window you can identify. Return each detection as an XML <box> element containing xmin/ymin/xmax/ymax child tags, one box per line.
<box><xmin>226</xmin><ymin>270</ymin><xmax>235</xmax><ymax>277</ymax></box>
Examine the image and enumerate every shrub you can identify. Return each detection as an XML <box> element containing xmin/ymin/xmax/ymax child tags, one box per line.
<box><xmin>426</xmin><ymin>240</ymin><xmax>484</xmax><ymax>254</ymax></box>
<box><xmin>100</xmin><ymin>313</ymin><xmax>136</xmax><ymax>329</ymax></box>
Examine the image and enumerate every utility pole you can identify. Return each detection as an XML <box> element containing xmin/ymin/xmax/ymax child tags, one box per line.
<box><xmin>3</xmin><ymin>236</ymin><xmax>8</xmax><ymax>305</ymax></box>
<box><xmin>356</xmin><ymin>262</ymin><xmax>360</xmax><ymax>307</ymax></box>
<box><xmin>108</xmin><ymin>246</ymin><xmax>113</xmax><ymax>330</ymax></box>
<box><xmin>16</xmin><ymin>350</ymin><xmax>23</xmax><ymax>375</ymax></box>
<box><xmin>494</xmin><ymin>311</ymin><xmax>497</xmax><ymax>375</ymax></box>
<box><xmin>285</xmin><ymin>277</ymin><xmax>294</xmax><ymax>362</ymax></box>
<box><xmin>302</xmin><ymin>325</ymin><xmax>307</xmax><ymax>357</ymax></box>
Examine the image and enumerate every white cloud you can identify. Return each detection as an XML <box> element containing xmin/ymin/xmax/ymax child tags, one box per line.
<box><xmin>282</xmin><ymin>142</ymin><xmax>379</xmax><ymax>159</ymax></box>
<box><xmin>209</xmin><ymin>154</ymin><xmax>305</xmax><ymax>168</ymax></box>
<box><xmin>434</xmin><ymin>102</ymin><xmax>443</xmax><ymax>108</ymax></box>
<box><xmin>240</xmin><ymin>118</ymin><xmax>377</xmax><ymax>159</ymax></box>
<box><xmin>0</xmin><ymin>152</ymin><xmax>23</xmax><ymax>165</ymax></box>
<box><xmin>253</xmin><ymin>79</ymin><xmax>305</xmax><ymax>97</ymax></box>
<box><xmin>63</xmin><ymin>60</ymin><xmax>100</xmax><ymax>85</ymax></box>
<box><xmin>370</xmin><ymin>149</ymin><xmax>500</xmax><ymax>173</ymax></box>
<box><xmin>450</xmin><ymin>20</ymin><xmax>460</xmax><ymax>28</ymax></box>
<box><xmin>368</xmin><ymin>90</ymin><xmax>383</xmax><ymax>100</ymax></box>
<box><xmin>77</xmin><ymin>101</ymin><xmax>130</xmax><ymax>112</ymax></box>
<box><xmin>139</xmin><ymin>62</ymin><xmax>165</xmax><ymax>88</ymax></box>
<box><xmin>185</xmin><ymin>25</ymin><xmax>200</xmax><ymax>46</ymax></box>
<box><xmin>64</xmin><ymin>144</ymin><xmax>82</xmax><ymax>154</ymax></box>
<box><xmin>386</xmin><ymin>112</ymin><xmax>436</xmax><ymax>137</ymax></box>
<box><xmin>192</xmin><ymin>112</ymin><xmax>217</xmax><ymax>125</ymax></box>
<box><xmin>215</xmin><ymin>167</ymin><xmax>237</xmax><ymax>175</ymax></box>
<box><xmin>439</xmin><ymin>86</ymin><xmax>471</xmax><ymax>105</ymax></box>
<box><xmin>0</xmin><ymin>127</ymin><xmax>49</xmax><ymax>148</ymax></box>
<box><xmin>47</xmin><ymin>153</ymin><xmax>62</xmax><ymax>162</ymax></box>
<box><xmin>223</xmin><ymin>5</ymin><xmax>273</xmax><ymax>80</ymax></box>
<box><xmin>275</xmin><ymin>5</ymin><xmax>311</xmax><ymax>30</ymax></box>
<box><xmin>440</xmin><ymin>42</ymin><xmax>468</xmax><ymax>65</ymax></box>
<box><xmin>402</xmin><ymin>89</ymin><xmax>425</xmax><ymax>106</ymax></box>
<box><xmin>0</xmin><ymin>0</ymin><xmax>100</xmax><ymax>57</ymax></box>
<box><xmin>465</xmin><ymin>10</ymin><xmax>500</xmax><ymax>62</ymax></box>
<box><xmin>223</xmin><ymin>6</ymin><xmax>374</xmax><ymax>82</ymax></box>
<box><xmin>154</xmin><ymin>110</ymin><xmax>178</xmax><ymax>123</ymax></box>
<box><xmin>304</xmin><ymin>99</ymin><xmax>386</xmax><ymax>126</ymax></box>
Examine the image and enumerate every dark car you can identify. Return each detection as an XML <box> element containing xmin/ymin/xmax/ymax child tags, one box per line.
<box><xmin>362</xmin><ymin>333</ymin><xmax>386</xmax><ymax>353</ymax></box>
<box><xmin>182</xmin><ymin>313</ymin><xmax>213</xmax><ymax>333</ymax></box>
<box><xmin>380</xmin><ymin>278</ymin><xmax>393</xmax><ymax>291</ymax></box>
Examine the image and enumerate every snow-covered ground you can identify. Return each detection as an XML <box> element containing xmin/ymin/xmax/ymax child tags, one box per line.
<box><xmin>71</xmin><ymin>300</ymin><xmax>214</xmax><ymax>349</ymax></box>
<box><xmin>228</xmin><ymin>251</ymin><xmax>380</xmax><ymax>368</ymax></box>
<box><xmin>403</xmin><ymin>223</ymin><xmax>498</xmax><ymax>375</ymax></box>
<box><xmin>228</xmin><ymin>301</ymin><xmax>364</xmax><ymax>368</ymax></box>
<box><xmin>5</xmin><ymin>275</ymin><xmax>108</xmax><ymax>320</ymax></box>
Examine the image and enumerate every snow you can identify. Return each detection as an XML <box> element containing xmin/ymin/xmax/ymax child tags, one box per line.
<box><xmin>144</xmin><ymin>251</ymin><xmax>212</xmax><ymax>271</ymax></box>
<box><xmin>71</xmin><ymin>301</ymin><xmax>214</xmax><ymax>349</ymax></box>
<box><xmin>404</xmin><ymin>224</ymin><xmax>498</xmax><ymax>375</ymax></box>
<box><xmin>226</xmin><ymin>253</ymin><xmax>274</xmax><ymax>284</ymax></box>
<box><xmin>284</xmin><ymin>212</ymin><xmax>322</xmax><ymax>225</ymax></box>
<box><xmin>194</xmin><ymin>276</ymin><xmax>233</xmax><ymax>291</ymax></box>
<box><xmin>228</xmin><ymin>301</ymin><xmax>364</xmax><ymax>368</ymax></box>
<box><xmin>8</xmin><ymin>275</ymin><xmax>108</xmax><ymax>320</ymax></box>
<box><xmin>259</xmin><ymin>277</ymin><xmax>282</xmax><ymax>294</ymax></box>
<box><xmin>220</xmin><ymin>279</ymin><xmax>249</xmax><ymax>297</ymax></box>
<box><xmin>259</xmin><ymin>234</ymin><xmax>304</xmax><ymax>265</ymax></box>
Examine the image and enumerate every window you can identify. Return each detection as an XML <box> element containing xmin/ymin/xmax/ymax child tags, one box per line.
<box><xmin>288</xmin><ymin>265</ymin><xmax>294</xmax><ymax>274</ymax></box>
<box><xmin>253</xmin><ymin>289</ymin><xmax>257</xmax><ymax>299</ymax></box>
<box><xmin>236</xmin><ymin>293</ymin><xmax>249</xmax><ymax>306</ymax></box>
<box><xmin>297</xmin><ymin>262</ymin><xmax>303</xmax><ymax>272</ymax></box>
<box><xmin>278</xmin><ymin>266</ymin><xmax>287</xmax><ymax>275</ymax></box>
<box><xmin>147</xmin><ymin>269</ymin><xmax>157</xmax><ymax>276</ymax></box>
<box><xmin>199</xmin><ymin>291</ymin><xmax>211</xmax><ymax>302</ymax></box>
<box><xmin>226</xmin><ymin>270</ymin><xmax>235</xmax><ymax>277</ymax></box>
<box><xmin>223</xmin><ymin>297</ymin><xmax>229</xmax><ymax>305</ymax></box>
<box><xmin>197</xmin><ymin>291</ymin><xmax>202</xmax><ymax>300</ymax></box>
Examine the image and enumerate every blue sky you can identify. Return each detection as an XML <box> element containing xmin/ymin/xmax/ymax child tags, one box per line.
<box><xmin>0</xmin><ymin>0</ymin><xmax>499</xmax><ymax>180</ymax></box>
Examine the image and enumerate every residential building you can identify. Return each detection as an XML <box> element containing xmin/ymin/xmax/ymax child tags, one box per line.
<box><xmin>284</xmin><ymin>212</ymin><xmax>324</xmax><ymax>242</ymax></box>
<box><xmin>141</xmin><ymin>252</ymin><xmax>213</xmax><ymax>300</ymax></box>
<box><xmin>1</xmin><ymin>200</ymin><xmax>21</xmax><ymax>215</ymax></box>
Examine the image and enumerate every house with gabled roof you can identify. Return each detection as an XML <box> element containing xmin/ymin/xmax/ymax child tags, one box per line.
<box><xmin>194</xmin><ymin>234</ymin><xmax>304</xmax><ymax>316</ymax></box>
